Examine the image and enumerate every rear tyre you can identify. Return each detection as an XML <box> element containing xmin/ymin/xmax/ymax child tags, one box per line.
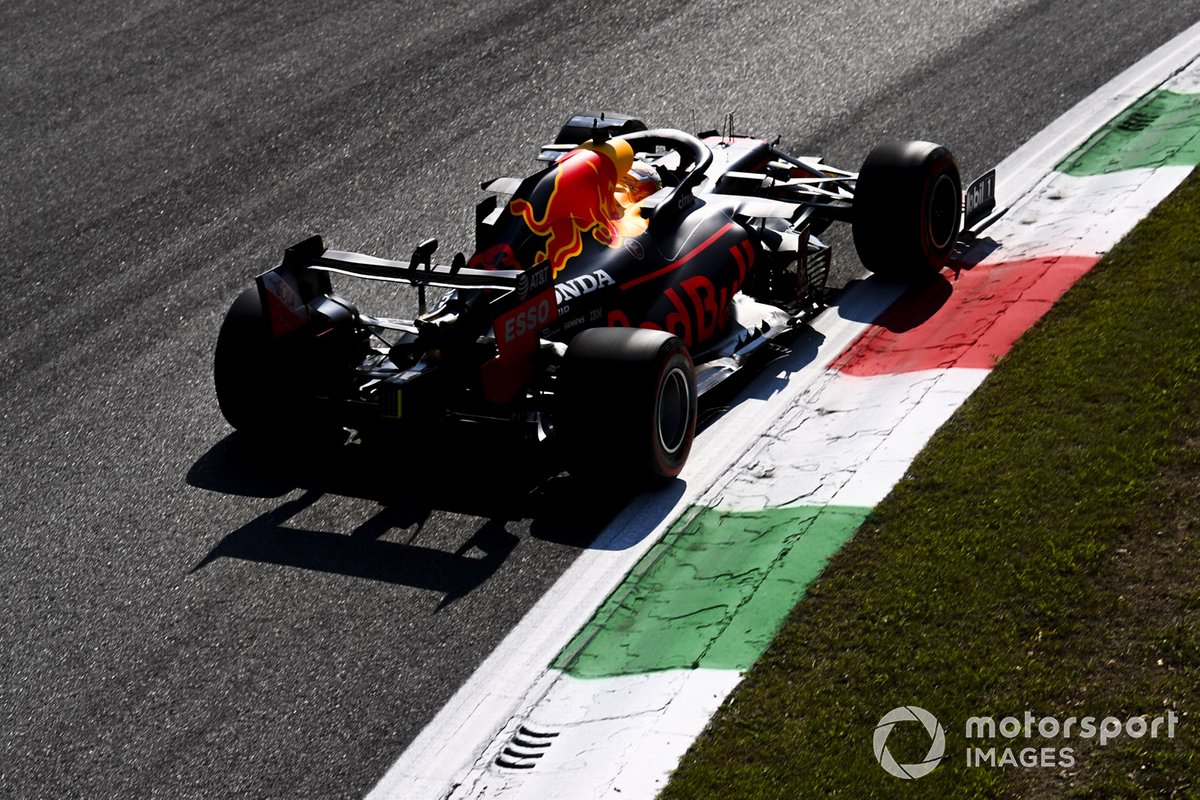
<box><xmin>556</xmin><ymin>328</ymin><xmax>697</xmax><ymax>484</ymax></box>
<box><xmin>852</xmin><ymin>140</ymin><xmax>962</xmax><ymax>281</ymax></box>
<box><xmin>213</xmin><ymin>287</ymin><xmax>336</xmax><ymax>443</ymax></box>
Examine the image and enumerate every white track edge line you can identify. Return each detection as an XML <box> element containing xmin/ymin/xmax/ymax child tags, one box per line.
<box><xmin>993</xmin><ymin>18</ymin><xmax>1200</xmax><ymax>207</ymax></box>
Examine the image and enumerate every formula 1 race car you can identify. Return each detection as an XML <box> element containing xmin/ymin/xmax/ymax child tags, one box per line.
<box><xmin>215</xmin><ymin>113</ymin><xmax>996</xmax><ymax>483</ymax></box>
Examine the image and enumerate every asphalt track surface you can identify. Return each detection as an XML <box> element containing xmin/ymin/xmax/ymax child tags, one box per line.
<box><xmin>3</xmin><ymin>2</ymin><xmax>1199</xmax><ymax>797</ymax></box>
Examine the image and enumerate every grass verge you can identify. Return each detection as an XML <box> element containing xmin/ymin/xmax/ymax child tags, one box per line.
<box><xmin>660</xmin><ymin>168</ymin><xmax>1200</xmax><ymax>799</ymax></box>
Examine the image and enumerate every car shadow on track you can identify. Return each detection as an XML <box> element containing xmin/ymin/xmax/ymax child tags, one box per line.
<box><xmin>834</xmin><ymin>235</ymin><xmax>1002</xmax><ymax>332</ymax></box>
<box><xmin>187</xmin><ymin>426</ymin><xmax>682</xmax><ymax>604</ymax></box>
<box><xmin>188</xmin><ymin>487</ymin><xmax>523</xmax><ymax>609</ymax></box>
<box><xmin>837</xmin><ymin>272</ymin><xmax>955</xmax><ymax>333</ymax></box>
<box><xmin>187</xmin><ymin>307</ymin><xmax>838</xmax><ymax>601</ymax></box>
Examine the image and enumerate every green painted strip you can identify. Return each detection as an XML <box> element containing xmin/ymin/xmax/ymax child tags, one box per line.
<box><xmin>553</xmin><ymin>504</ymin><xmax>871</xmax><ymax>678</ymax></box>
<box><xmin>1057</xmin><ymin>89</ymin><xmax>1200</xmax><ymax>176</ymax></box>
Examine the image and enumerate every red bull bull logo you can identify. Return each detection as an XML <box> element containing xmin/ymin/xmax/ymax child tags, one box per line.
<box><xmin>509</xmin><ymin>139</ymin><xmax>635</xmax><ymax>277</ymax></box>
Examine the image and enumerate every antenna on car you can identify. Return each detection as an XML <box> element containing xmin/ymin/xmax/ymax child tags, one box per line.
<box><xmin>720</xmin><ymin>111</ymin><xmax>736</xmax><ymax>143</ymax></box>
<box><xmin>591</xmin><ymin>113</ymin><xmax>611</xmax><ymax>144</ymax></box>
<box><xmin>410</xmin><ymin>238</ymin><xmax>438</xmax><ymax>315</ymax></box>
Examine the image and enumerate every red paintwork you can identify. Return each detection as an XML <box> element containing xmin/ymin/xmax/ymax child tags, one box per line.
<box><xmin>482</xmin><ymin>286</ymin><xmax>559</xmax><ymax>403</ymax></box>
<box><xmin>832</xmin><ymin>255</ymin><xmax>1100</xmax><ymax>376</ymax></box>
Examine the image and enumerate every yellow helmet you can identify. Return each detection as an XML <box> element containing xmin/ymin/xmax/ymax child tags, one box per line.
<box><xmin>579</xmin><ymin>137</ymin><xmax>634</xmax><ymax>178</ymax></box>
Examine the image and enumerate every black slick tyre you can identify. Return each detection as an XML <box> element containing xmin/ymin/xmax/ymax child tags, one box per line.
<box><xmin>213</xmin><ymin>287</ymin><xmax>320</xmax><ymax>441</ymax></box>
<box><xmin>852</xmin><ymin>140</ymin><xmax>962</xmax><ymax>281</ymax></box>
<box><xmin>556</xmin><ymin>327</ymin><xmax>697</xmax><ymax>484</ymax></box>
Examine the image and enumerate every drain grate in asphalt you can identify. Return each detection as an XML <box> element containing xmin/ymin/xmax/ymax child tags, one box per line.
<box><xmin>494</xmin><ymin>726</ymin><xmax>560</xmax><ymax>770</ymax></box>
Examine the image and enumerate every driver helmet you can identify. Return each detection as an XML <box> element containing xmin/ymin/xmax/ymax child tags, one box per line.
<box><xmin>617</xmin><ymin>160</ymin><xmax>661</xmax><ymax>207</ymax></box>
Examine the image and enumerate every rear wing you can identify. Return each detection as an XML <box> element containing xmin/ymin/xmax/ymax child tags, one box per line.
<box><xmin>278</xmin><ymin>235</ymin><xmax>543</xmax><ymax>292</ymax></box>
<box><xmin>255</xmin><ymin>235</ymin><xmax>552</xmax><ymax>336</ymax></box>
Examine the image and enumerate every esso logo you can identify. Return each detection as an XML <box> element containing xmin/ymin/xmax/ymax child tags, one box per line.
<box><xmin>503</xmin><ymin>298</ymin><xmax>551</xmax><ymax>342</ymax></box>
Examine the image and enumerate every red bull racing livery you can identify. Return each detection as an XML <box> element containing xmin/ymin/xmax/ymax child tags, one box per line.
<box><xmin>214</xmin><ymin>114</ymin><xmax>997</xmax><ymax>483</ymax></box>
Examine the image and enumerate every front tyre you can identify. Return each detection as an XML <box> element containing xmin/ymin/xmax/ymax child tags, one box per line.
<box><xmin>556</xmin><ymin>328</ymin><xmax>698</xmax><ymax>484</ymax></box>
<box><xmin>852</xmin><ymin>140</ymin><xmax>962</xmax><ymax>281</ymax></box>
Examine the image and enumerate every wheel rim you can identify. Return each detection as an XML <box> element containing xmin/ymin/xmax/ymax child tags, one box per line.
<box><xmin>927</xmin><ymin>173</ymin><xmax>958</xmax><ymax>251</ymax></box>
<box><xmin>657</xmin><ymin>366</ymin><xmax>691</xmax><ymax>456</ymax></box>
